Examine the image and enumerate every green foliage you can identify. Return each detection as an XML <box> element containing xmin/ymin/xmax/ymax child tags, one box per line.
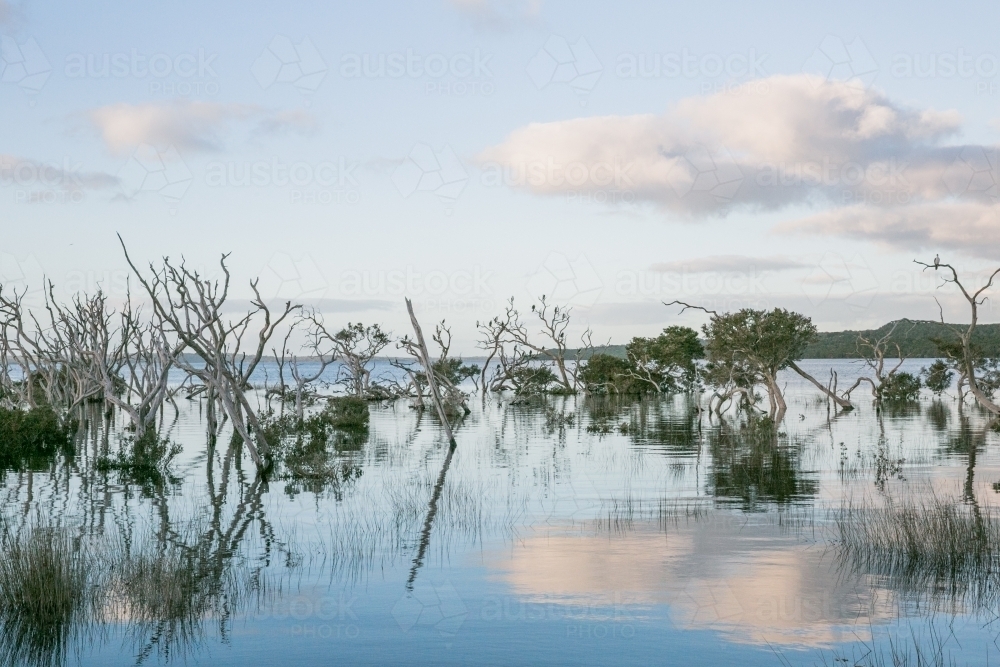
<box><xmin>321</xmin><ymin>396</ymin><xmax>370</xmax><ymax>430</ymax></box>
<box><xmin>921</xmin><ymin>360</ymin><xmax>953</xmax><ymax>395</ymax></box>
<box><xmin>625</xmin><ymin>326</ymin><xmax>703</xmax><ymax>392</ymax></box>
<box><xmin>261</xmin><ymin>403</ymin><xmax>368</xmax><ymax>497</ymax></box>
<box><xmin>704</xmin><ymin>308</ymin><xmax>816</xmax><ymax>376</ymax></box>
<box><xmin>580</xmin><ymin>327</ymin><xmax>704</xmax><ymax>394</ymax></box>
<box><xmin>0</xmin><ymin>406</ymin><xmax>73</xmax><ymax>472</ymax></box>
<box><xmin>879</xmin><ymin>372</ymin><xmax>921</xmax><ymax>403</ymax></box>
<box><xmin>96</xmin><ymin>431</ymin><xmax>182</xmax><ymax>491</ymax></box>
<box><xmin>510</xmin><ymin>365</ymin><xmax>559</xmax><ymax>395</ymax></box>
<box><xmin>804</xmin><ymin>320</ymin><xmax>1000</xmax><ymax>358</ymax></box>
<box><xmin>578</xmin><ymin>353</ymin><xmax>634</xmax><ymax>394</ymax></box>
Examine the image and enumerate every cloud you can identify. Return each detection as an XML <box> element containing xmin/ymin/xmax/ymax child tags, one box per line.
<box><xmin>0</xmin><ymin>154</ymin><xmax>118</xmax><ymax>190</ymax></box>
<box><xmin>445</xmin><ymin>0</ymin><xmax>541</xmax><ymax>30</ymax></box>
<box><xmin>479</xmin><ymin>74</ymin><xmax>971</xmax><ymax>215</ymax></box>
<box><xmin>651</xmin><ymin>255</ymin><xmax>808</xmax><ymax>274</ymax></box>
<box><xmin>777</xmin><ymin>202</ymin><xmax>1000</xmax><ymax>259</ymax></box>
<box><xmin>252</xmin><ymin>109</ymin><xmax>319</xmax><ymax>137</ymax></box>
<box><xmin>86</xmin><ymin>101</ymin><xmax>318</xmax><ymax>154</ymax></box>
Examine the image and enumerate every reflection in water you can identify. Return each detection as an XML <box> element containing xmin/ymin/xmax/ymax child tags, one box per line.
<box><xmin>707</xmin><ymin>417</ymin><xmax>818</xmax><ymax>510</ymax></box>
<box><xmin>2</xmin><ymin>365</ymin><xmax>1000</xmax><ymax>665</ymax></box>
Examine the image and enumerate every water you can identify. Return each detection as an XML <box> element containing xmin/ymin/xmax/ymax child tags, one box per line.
<box><xmin>3</xmin><ymin>359</ymin><xmax>999</xmax><ymax>666</ymax></box>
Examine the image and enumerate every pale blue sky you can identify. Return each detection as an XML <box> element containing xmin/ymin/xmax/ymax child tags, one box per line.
<box><xmin>3</xmin><ymin>0</ymin><xmax>1000</xmax><ymax>351</ymax></box>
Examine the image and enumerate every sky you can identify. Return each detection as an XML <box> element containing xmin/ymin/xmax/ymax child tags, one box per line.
<box><xmin>3</xmin><ymin>0</ymin><xmax>1000</xmax><ymax>353</ymax></box>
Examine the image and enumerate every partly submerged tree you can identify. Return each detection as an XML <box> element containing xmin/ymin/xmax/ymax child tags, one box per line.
<box><xmin>579</xmin><ymin>326</ymin><xmax>703</xmax><ymax>395</ymax></box>
<box><xmin>915</xmin><ymin>257</ymin><xmax>1000</xmax><ymax>415</ymax></box>
<box><xmin>665</xmin><ymin>303</ymin><xmax>852</xmax><ymax>418</ymax></box>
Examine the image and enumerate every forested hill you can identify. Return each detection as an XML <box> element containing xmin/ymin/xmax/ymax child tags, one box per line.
<box><xmin>803</xmin><ymin>320</ymin><xmax>1000</xmax><ymax>358</ymax></box>
<box><xmin>560</xmin><ymin>320</ymin><xmax>1000</xmax><ymax>360</ymax></box>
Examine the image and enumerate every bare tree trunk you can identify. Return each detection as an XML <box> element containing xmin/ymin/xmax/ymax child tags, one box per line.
<box><xmin>405</xmin><ymin>298</ymin><xmax>455</xmax><ymax>447</ymax></box>
<box><xmin>787</xmin><ymin>361</ymin><xmax>853</xmax><ymax>409</ymax></box>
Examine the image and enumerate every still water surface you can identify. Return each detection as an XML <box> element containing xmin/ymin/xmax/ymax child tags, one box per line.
<box><xmin>3</xmin><ymin>359</ymin><xmax>999</xmax><ymax>666</ymax></box>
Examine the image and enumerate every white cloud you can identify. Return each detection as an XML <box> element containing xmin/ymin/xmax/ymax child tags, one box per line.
<box><xmin>0</xmin><ymin>154</ymin><xmax>117</xmax><ymax>189</ymax></box>
<box><xmin>445</xmin><ymin>0</ymin><xmax>541</xmax><ymax>30</ymax></box>
<box><xmin>479</xmin><ymin>74</ymin><xmax>968</xmax><ymax>215</ymax></box>
<box><xmin>86</xmin><ymin>101</ymin><xmax>318</xmax><ymax>154</ymax></box>
<box><xmin>651</xmin><ymin>255</ymin><xmax>808</xmax><ymax>274</ymax></box>
<box><xmin>776</xmin><ymin>202</ymin><xmax>1000</xmax><ymax>259</ymax></box>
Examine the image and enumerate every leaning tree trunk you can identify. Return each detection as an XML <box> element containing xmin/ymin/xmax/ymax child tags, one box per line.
<box><xmin>787</xmin><ymin>361</ymin><xmax>854</xmax><ymax>410</ymax></box>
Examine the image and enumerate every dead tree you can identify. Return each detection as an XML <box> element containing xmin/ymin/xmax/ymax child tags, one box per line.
<box><xmin>840</xmin><ymin>320</ymin><xmax>912</xmax><ymax>402</ymax></box>
<box><xmin>915</xmin><ymin>257</ymin><xmax>1000</xmax><ymax>414</ymax></box>
<box><xmin>121</xmin><ymin>237</ymin><xmax>297</xmax><ymax>468</ymax></box>
<box><xmin>275</xmin><ymin>311</ymin><xmax>338</xmax><ymax>420</ymax></box>
<box><xmin>404</xmin><ymin>298</ymin><xmax>455</xmax><ymax>446</ymax></box>
<box><xmin>477</xmin><ymin>296</ymin><xmax>591</xmax><ymax>394</ymax></box>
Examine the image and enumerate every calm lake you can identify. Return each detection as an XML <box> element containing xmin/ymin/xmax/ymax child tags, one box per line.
<box><xmin>3</xmin><ymin>358</ymin><xmax>999</xmax><ymax>666</ymax></box>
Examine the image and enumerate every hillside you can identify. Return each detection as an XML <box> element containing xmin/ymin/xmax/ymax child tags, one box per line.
<box><xmin>803</xmin><ymin>320</ymin><xmax>1000</xmax><ymax>358</ymax></box>
<box><xmin>556</xmin><ymin>320</ymin><xmax>1000</xmax><ymax>360</ymax></box>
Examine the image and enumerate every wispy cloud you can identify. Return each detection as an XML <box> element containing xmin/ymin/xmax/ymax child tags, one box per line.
<box><xmin>651</xmin><ymin>255</ymin><xmax>809</xmax><ymax>274</ymax></box>
<box><xmin>86</xmin><ymin>101</ymin><xmax>318</xmax><ymax>154</ymax></box>
<box><xmin>776</xmin><ymin>202</ymin><xmax>1000</xmax><ymax>260</ymax></box>
<box><xmin>0</xmin><ymin>154</ymin><xmax>118</xmax><ymax>190</ymax></box>
<box><xmin>445</xmin><ymin>0</ymin><xmax>541</xmax><ymax>30</ymax></box>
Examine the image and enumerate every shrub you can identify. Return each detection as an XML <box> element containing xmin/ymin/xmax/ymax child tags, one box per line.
<box><xmin>921</xmin><ymin>360</ymin><xmax>953</xmax><ymax>395</ymax></box>
<box><xmin>579</xmin><ymin>354</ymin><xmax>633</xmax><ymax>394</ymax></box>
<box><xmin>879</xmin><ymin>372</ymin><xmax>921</xmax><ymax>403</ymax></box>
<box><xmin>321</xmin><ymin>397</ymin><xmax>370</xmax><ymax>430</ymax></box>
<box><xmin>96</xmin><ymin>431</ymin><xmax>181</xmax><ymax>491</ymax></box>
<box><xmin>0</xmin><ymin>406</ymin><xmax>73</xmax><ymax>472</ymax></box>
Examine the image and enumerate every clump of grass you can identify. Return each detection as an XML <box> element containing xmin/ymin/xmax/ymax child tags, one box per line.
<box><xmin>96</xmin><ymin>431</ymin><xmax>181</xmax><ymax>492</ymax></box>
<box><xmin>0</xmin><ymin>522</ymin><xmax>97</xmax><ymax>667</ymax></box>
<box><xmin>0</xmin><ymin>406</ymin><xmax>73</xmax><ymax>472</ymax></box>
<box><xmin>836</xmin><ymin>492</ymin><xmax>1000</xmax><ymax>610</ymax></box>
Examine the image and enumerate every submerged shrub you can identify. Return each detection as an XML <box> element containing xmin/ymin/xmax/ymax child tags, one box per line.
<box><xmin>96</xmin><ymin>431</ymin><xmax>181</xmax><ymax>491</ymax></box>
<box><xmin>0</xmin><ymin>406</ymin><xmax>73</xmax><ymax>472</ymax></box>
<box><xmin>321</xmin><ymin>397</ymin><xmax>370</xmax><ymax>430</ymax></box>
<box><xmin>879</xmin><ymin>372</ymin><xmax>921</xmax><ymax>403</ymax></box>
<box><xmin>921</xmin><ymin>360</ymin><xmax>954</xmax><ymax>395</ymax></box>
